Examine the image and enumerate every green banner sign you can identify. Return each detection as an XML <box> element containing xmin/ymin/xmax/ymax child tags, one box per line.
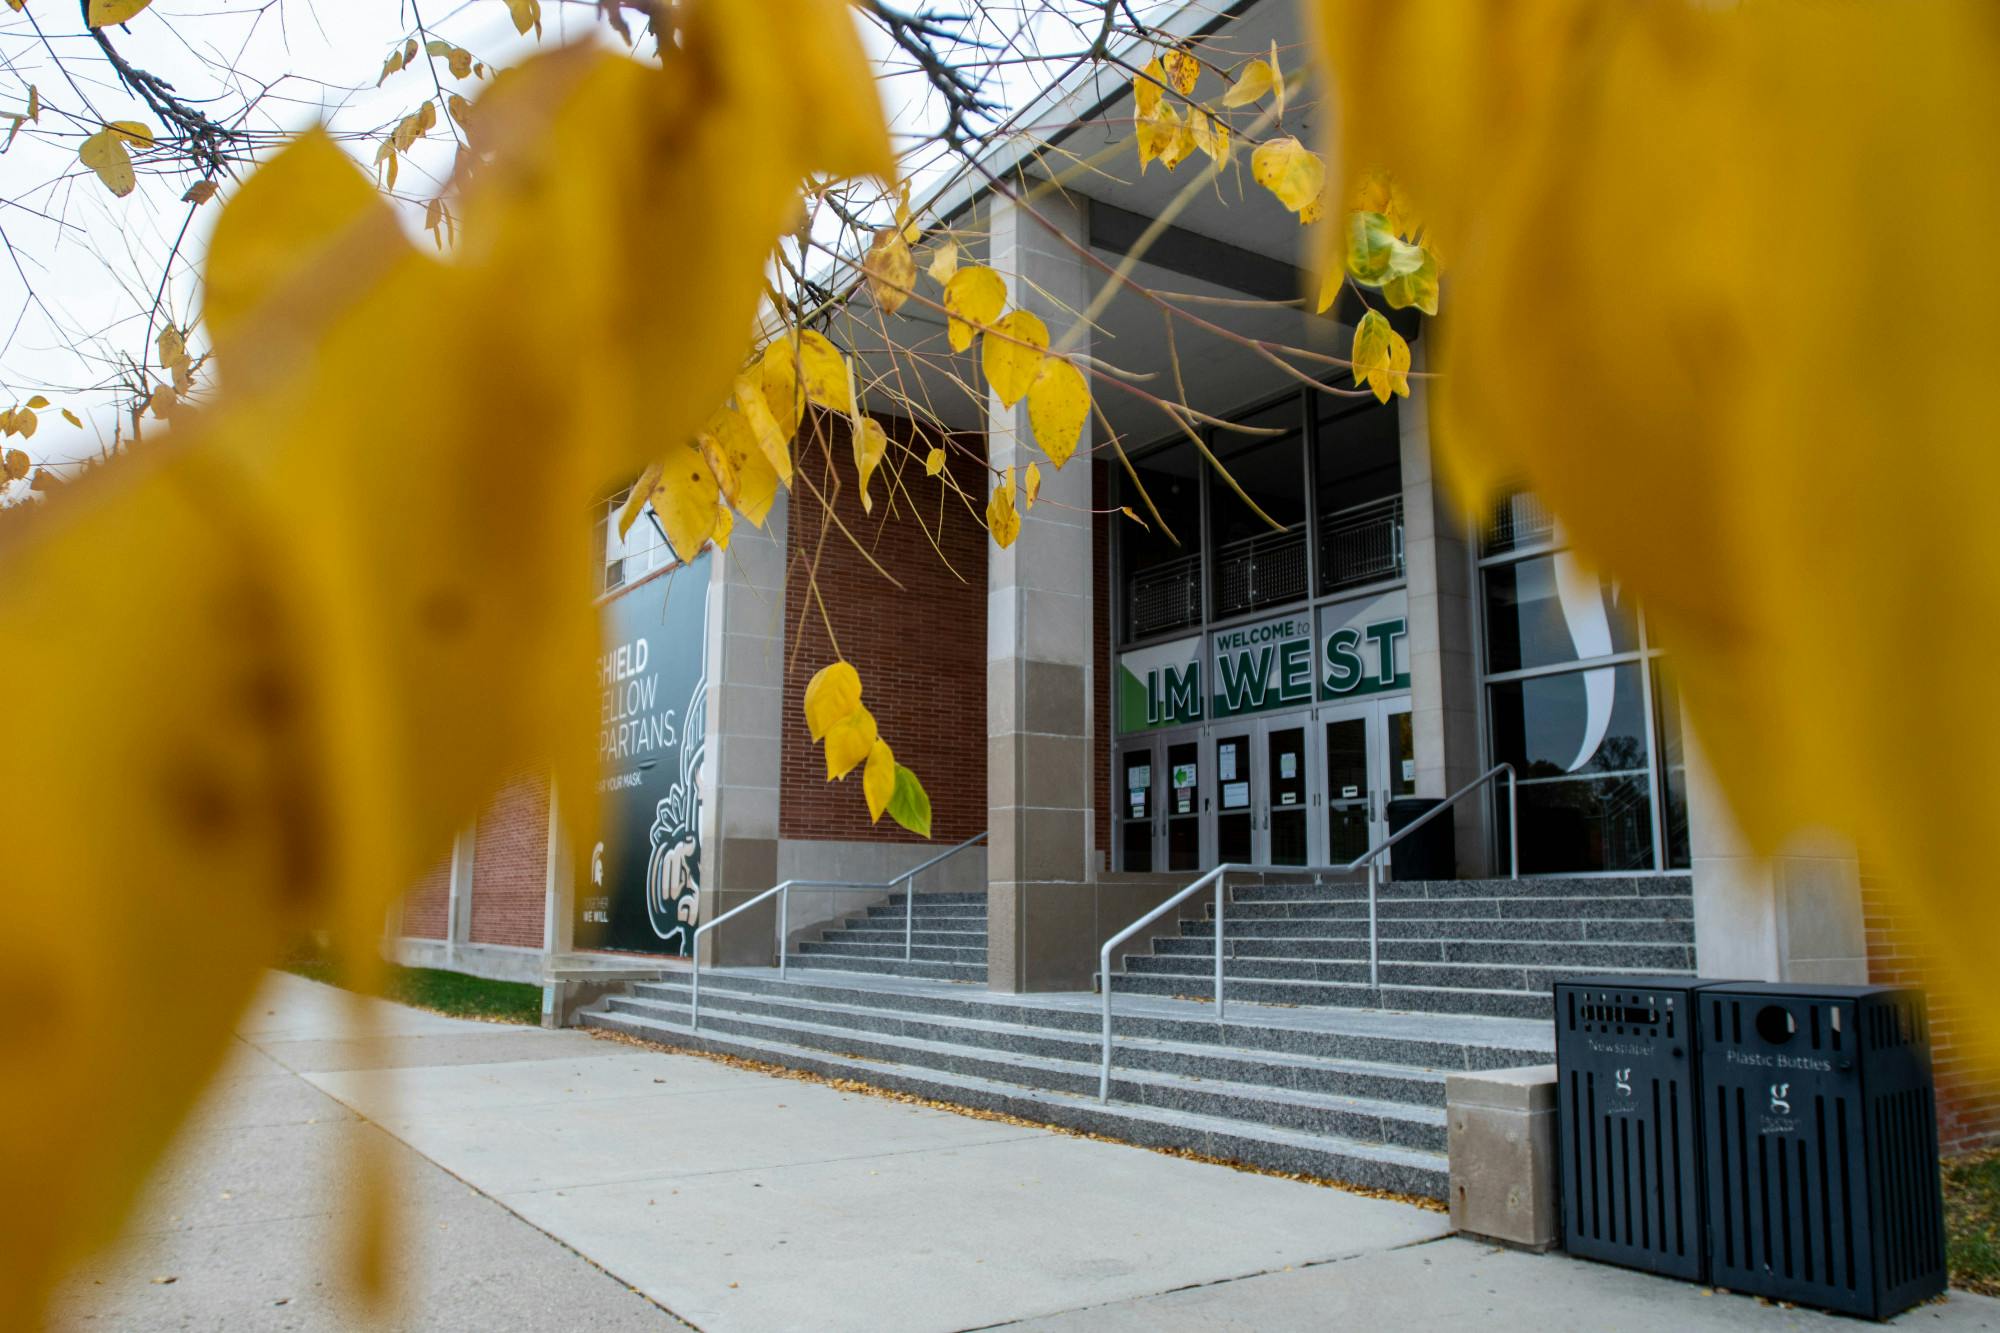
<box><xmin>1318</xmin><ymin>590</ymin><xmax>1410</xmax><ymax>698</ymax></box>
<box><xmin>1116</xmin><ymin>635</ymin><xmax>1202</xmax><ymax>734</ymax></box>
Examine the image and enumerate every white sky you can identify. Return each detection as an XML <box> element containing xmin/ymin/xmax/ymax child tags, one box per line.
<box><xmin>0</xmin><ymin>0</ymin><xmax>1189</xmax><ymax>485</ymax></box>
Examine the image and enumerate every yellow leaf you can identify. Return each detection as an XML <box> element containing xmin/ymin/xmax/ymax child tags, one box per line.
<box><xmin>710</xmin><ymin>500</ymin><xmax>734</xmax><ymax>551</ymax></box>
<box><xmin>448</xmin><ymin>47</ymin><xmax>473</xmax><ymax>81</ymax></box>
<box><xmin>1380</xmin><ymin>247</ymin><xmax>1439</xmax><ymax>316</ymax></box>
<box><xmin>1222</xmin><ymin>58</ymin><xmax>1274</xmax><ymax>108</ymax></box>
<box><xmin>732</xmin><ymin>373</ymin><xmax>793</xmax><ymax>488</ymax></box>
<box><xmin>756</xmin><ymin>338</ymin><xmax>803</xmax><ymax>438</ymax></box>
<box><xmin>79</xmin><ymin>129</ymin><xmax>138</xmax><ymax>198</ymax></box>
<box><xmin>1135</xmin><ymin>101</ymin><xmax>1179</xmax><ymax>174</ymax></box>
<box><xmin>823</xmin><ymin>705</ymin><xmax>878</xmax><ymax>781</ymax></box>
<box><xmin>942</xmin><ymin>265</ymin><xmax>1005</xmax><ymax>353</ymax></box>
<box><xmin>1133</xmin><ymin>58</ymin><xmax>1166</xmax><ymax>120</ymax></box>
<box><xmin>61</xmin><ymin>409</ymin><xmax>81</xmax><ymax>428</ymax></box>
<box><xmin>926</xmin><ymin>238</ymin><xmax>958</xmax><ymax>287</ymax></box>
<box><xmin>804</xmin><ymin>660</ymin><xmax>862</xmax><ymax>742</ymax></box>
<box><xmin>981</xmin><ymin>308</ymin><xmax>1048</xmax><ymax>408</ymax></box>
<box><xmin>1251</xmin><ymin>137</ymin><xmax>1324</xmax><ymax>214</ymax></box>
<box><xmin>1349</xmin><ymin>310</ymin><xmax>1409</xmax><ymax>405</ymax></box>
<box><xmin>1350</xmin><ymin>169</ymin><xmax>1415</xmax><ymax>240</ymax></box>
<box><xmin>987</xmin><ymin>466</ymin><xmax>1020</xmax><ymax>548</ymax></box>
<box><xmin>1119</xmin><ymin>504</ymin><xmax>1147</xmax><ymax>530</ymax></box>
<box><xmin>923</xmin><ymin>445</ymin><xmax>945</xmax><ymax>477</ymax></box>
<box><xmin>1162</xmin><ymin>48</ymin><xmax>1199</xmax><ymax>96</ymax></box>
<box><xmin>1346</xmin><ymin>211</ymin><xmax>1427</xmax><ymax>285</ymax></box>
<box><xmin>1026</xmin><ymin>356</ymin><xmax>1087</xmax><ymax>468</ymax></box>
<box><xmin>14</xmin><ymin>408</ymin><xmax>35</xmax><ymax>437</ymax></box>
<box><xmin>651</xmin><ymin>441</ymin><xmax>720</xmax><ymax>560</ymax></box>
<box><xmin>700</xmin><ymin>406</ymin><xmax>778</xmax><ymax>527</ymax></box>
<box><xmin>157</xmin><ymin>326</ymin><xmax>186</xmax><ymax>370</ymax></box>
<box><xmin>617</xmin><ymin>461</ymin><xmax>663</xmax><ymax>539</ymax></box>
<box><xmin>1189</xmin><ymin>109</ymin><xmax>1230</xmax><ymax>167</ymax></box>
<box><xmin>796</xmin><ymin>329</ymin><xmax>851</xmax><ymax>414</ymax></box>
<box><xmin>863</xmin><ymin>738</ymin><xmax>895</xmax><ymax>821</ymax></box>
<box><xmin>86</xmin><ymin>0</ymin><xmax>152</xmax><ymax>26</ymax></box>
<box><xmin>182</xmin><ymin>179</ymin><xmax>218</xmax><ymax>205</ymax></box>
<box><xmin>3</xmin><ymin>449</ymin><xmax>27</xmax><ymax>480</ymax></box>
<box><xmin>852</xmin><ymin>417</ymin><xmax>887</xmax><ymax>514</ymax></box>
<box><xmin>25</xmin><ymin>395</ymin><xmax>48</xmax><ymax>410</ymax></box>
<box><xmin>1023</xmin><ymin>461</ymin><xmax>1040</xmax><ymax>511</ymax></box>
<box><xmin>1270</xmin><ymin>39</ymin><xmax>1286</xmax><ymax>121</ymax></box>
<box><xmin>504</xmin><ymin>0</ymin><xmax>541</xmax><ymax>38</ymax></box>
<box><xmin>863</xmin><ymin>227</ymin><xmax>914</xmax><ymax>316</ymax></box>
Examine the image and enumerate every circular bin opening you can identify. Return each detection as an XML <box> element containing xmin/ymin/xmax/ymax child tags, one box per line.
<box><xmin>1755</xmin><ymin>1003</ymin><xmax>1798</xmax><ymax>1045</ymax></box>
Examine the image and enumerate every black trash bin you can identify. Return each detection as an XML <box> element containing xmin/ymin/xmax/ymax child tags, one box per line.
<box><xmin>1697</xmin><ymin>983</ymin><xmax>1945</xmax><ymax>1319</ymax></box>
<box><xmin>1554</xmin><ymin>976</ymin><xmax>1736</xmax><ymax>1281</ymax></box>
<box><xmin>1385</xmin><ymin>797</ymin><xmax>1453</xmax><ymax>880</ymax></box>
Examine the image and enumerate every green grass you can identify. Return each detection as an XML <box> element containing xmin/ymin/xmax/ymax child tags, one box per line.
<box><xmin>1946</xmin><ymin>1149</ymin><xmax>2000</xmax><ymax>1296</ymax></box>
<box><xmin>282</xmin><ymin>954</ymin><xmax>543</xmax><ymax>1026</ymax></box>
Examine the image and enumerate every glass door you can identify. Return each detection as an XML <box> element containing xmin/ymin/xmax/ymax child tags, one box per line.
<box><xmin>1263</xmin><ymin>719</ymin><xmax>1310</xmax><ymax>865</ymax></box>
<box><xmin>1118</xmin><ymin>745</ymin><xmax>1159</xmax><ymax>872</ymax></box>
<box><xmin>1323</xmin><ymin>708</ymin><xmax>1375</xmax><ymax>863</ymax></box>
<box><xmin>1212</xmin><ymin>731</ymin><xmax>1254</xmax><ymax>864</ymax></box>
<box><xmin>1162</xmin><ymin>735</ymin><xmax>1203</xmax><ymax>871</ymax></box>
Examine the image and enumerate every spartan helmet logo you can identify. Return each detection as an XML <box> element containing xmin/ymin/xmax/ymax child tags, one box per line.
<box><xmin>1770</xmin><ymin>1083</ymin><xmax>1792</xmax><ymax>1115</ymax></box>
<box><xmin>1614</xmin><ymin>1067</ymin><xmax>1633</xmax><ymax>1095</ymax></box>
<box><xmin>590</xmin><ymin>841</ymin><xmax>605</xmax><ymax>887</ymax></box>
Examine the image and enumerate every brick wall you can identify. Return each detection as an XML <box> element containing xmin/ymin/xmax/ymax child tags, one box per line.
<box><xmin>1863</xmin><ymin>872</ymin><xmax>2000</xmax><ymax>1154</ymax></box>
<box><xmin>468</xmin><ymin>771</ymin><xmax>550</xmax><ymax>948</ymax></box>
<box><xmin>1093</xmin><ymin>459</ymin><xmax>1110</xmax><ymax>855</ymax></box>
<box><xmin>399</xmin><ymin>851</ymin><xmax>453</xmax><ymax>939</ymax></box>
<box><xmin>781</xmin><ymin>411</ymin><xmax>987</xmax><ymax>843</ymax></box>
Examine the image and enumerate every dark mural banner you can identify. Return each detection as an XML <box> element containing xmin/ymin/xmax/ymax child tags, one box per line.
<box><xmin>575</xmin><ymin>552</ymin><xmax>711</xmax><ymax>955</ymax></box>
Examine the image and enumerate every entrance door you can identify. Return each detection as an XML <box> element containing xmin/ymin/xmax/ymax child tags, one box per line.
<box><xmin>1117</xmin><ymin>730</ymin><xmax>1205</xmax><ymax>873</ymax></box>
<box><xmin>1210</xmin><ymin>716</ymin><xmax>1312</xmax><ymax>867</ymax></box>
<box><xmin>1263</xmin><ymin>718</ymin><xmax>1311</xmax><ymax>866</ymax></box>
<box><xmin>1320</xmin><ymin>697</ymin><xmax>1417</xmax><ymax>864</ymax></box>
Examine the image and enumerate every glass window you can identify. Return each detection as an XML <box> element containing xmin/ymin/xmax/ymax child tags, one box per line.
<box><xmin>1652</xmin><ymin>660</ymin><xmax>1690</xmax><ymax>869</ymax></box>
<box><xmin>1209</xmin><ymin>401</ymin><xmax>1307</xmax><ymax>618</ymax></box>
<box><xmin>1315</xmin><ymin>398</ymin><xmax>1403</xmax><ymax>594</ymax></box>
<box><xmin>1489</xmin><ymin>663</ymin><xmax>1654</xmax><ymax>873</ymax></box>
<box><xmin>1484</xmin><ymin>553</ymin><xmax>1639</xmax><ymax>674</ymax></box>
<box><xmin>1121</xmin><ymin>442</ymin><xmax>1203</xmax><ymax>640</ymax></box>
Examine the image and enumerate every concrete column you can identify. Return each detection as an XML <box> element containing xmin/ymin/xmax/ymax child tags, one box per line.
<box><xmin>1687</xmin><ymin>726</ymin><xmax>1867</xmax><ymax>982</ymax></box>
<box><xmin>986</xmin><ymin>189</ymin><xmax>1097</xmax><ymax>992</ymax></box>
<box><xmin>541</xmin><ymin>791</ymin><xmax>572</xmax><ymax>961</ymax></box>
<box><xmin>1399</xmin><ymin>358</ymin><xmax>1486</xmax><ymax>876</ymax></box>
<box><xmin>698</xmin><ymin>492</ymin><xmax>789</xmax><ymax>966</ymax></box>
<box><xmin>446</xmin><ymin>825</ymin><xmax>475</xmax><ymax>967</ymax></box>
<box><xmin>1446</xmin><ymin>1065</ymin><xmax>1560</xmax><ymax>1251</ymax></box>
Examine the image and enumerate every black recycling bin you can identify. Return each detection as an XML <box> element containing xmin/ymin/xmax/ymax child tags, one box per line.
<box><xmin>1697</xmin><ymin>984</ymin><xmax>1945</xmax><ymax>1319</ymax></box>
<box><xmin>1385</xmin><ymin>797</ymin><xmax>1453</xmax><ymax>880</ymax></box>
<box><xmin>1555</xmin><ymin>976</ymin><xmax>1735</xmax><ymax>1281</ymax></box>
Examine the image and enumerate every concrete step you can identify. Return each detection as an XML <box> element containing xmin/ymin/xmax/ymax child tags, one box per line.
<box><xmin>603</xmin><ymin>994</ymin><xmax>1447</xmax><ymax>1151</ymax></box>
<box><xmin>865</xmin><ymin>903</ymin><xmax>989</xmax><ymax>920</ymax></box>
<box><xmin>1105</xmin><ymin>972</ymin><xmax>1556</xmax><ymax>1020</ymax></box>
<box><xmin>580</xmin><ymin>1003</ymin><xmax>1449</xmax><ymax>1198</ymax></box>
<box><xmin>633</xmin><ymin>972</ymin><xmax>1552</xmax><ymax>1070</ymax></box>
<box><xmin>1373</xmin><ymin>917</ymin><xmax>1694</xmax><ymax>944</ymax></box>
<box><xmin>776</xmin><ymin>953</ymin><xmax>986</xmax><ymax>983</ymax></box>
<box><xmin>1372</xmin><ymin>895</ymin><xmax>1695</xmax><ymax>922</ymax></box>
<box><xmin>611</xmin><ymin>983</ymin><xmax>1451</xmax><ymax>1105</ymax></box>
<box><xmin>1375</xmin><ymin>940</ymin><xmax>1695</xmax><ymax>969</ymax></box>
<box><xmin>822</xmin><ymin>927</ymin><xmax>987</xmax><ymax>948</ymax></box>
<box><xmin>1127</xmin><ymin>954</ymin><xmax>1374</xmax><ymax>985</ymax></box>
<box><xmin>796</xmin><ymin>940</ymin><xmax>987</xmax><ymax>965</ymax></box>
<box><xmin>1155</xmin><ymin>935</ymin><xmax>1372</xmax><ymax>961</ymax></box>
<box><xmin>1226</xmin><ymin>875</ymin><xmax>1687</xmax><ymax>905</ymax></box>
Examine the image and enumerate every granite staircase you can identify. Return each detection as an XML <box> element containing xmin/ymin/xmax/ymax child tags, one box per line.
<box><xmin>1114</xmin><ymin>874</ymin><xmax>1694</xmax><ymax>1020</ymax></box>
<box><xmin>577</xmin><ymin>872</ymin><xmax>1691</xmax><ymax>1200</ymax></box>
<box><xmin>786</xmin><ymin>890</ymin><xmax>989</xmax><ymax>983</ymax></box>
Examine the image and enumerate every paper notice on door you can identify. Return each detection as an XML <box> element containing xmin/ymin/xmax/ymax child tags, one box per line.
<box><xmin>1280</xmin><ymin>752</ymin><xmax>1296</xmax><ymax>779</ymax></box>
<box><xmin>1219</xmin><ymin>749</ymin><xmax>1237</xmax><ymax>781</ymax></box>
<box><xmin>1222</xmin><ymin>781</ymin><xmax>1250</xmax><ymax>810</ymax></box>
<box><xmin>1171</xmin><ymin>763</ymin><xmax>1196</xmax><ymax>790</ymax></box>
<box><xmin>1402</xmin><ymin>759</ymin><xmax>1415</xmax><ymax>781</ymax></box>
<box><xmin>1128</xmin><ymin>764</ymin><xmax>1151</xmax><ymax>791</ymax></box>
<box><xmin>1130</xmin><ymin>795</ymin><xmax>1145</xmax><ymax>817</ymax></box>
<box><xmin>1341</xmin><ymin>784</ymin><xmax>1359</xmax><ymax>798</ymax></box>
<box><xmin>1281</xmin><ymin>792</ymin><xmax>1297</xmax><ymax>805</ymax></box>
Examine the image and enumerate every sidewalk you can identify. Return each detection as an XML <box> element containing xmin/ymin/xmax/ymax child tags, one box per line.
<box><xmin>57</xmin><ymin>972</ymin><xmax>2000</xmax><ymax>1330</ymax></box>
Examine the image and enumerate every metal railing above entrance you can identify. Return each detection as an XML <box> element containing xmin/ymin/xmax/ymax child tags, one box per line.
<box><xmin>1096</xmin><ymin>765</ymin><xmax>1518</xmax><ymax>1103</ymax></box>
<box><xmin>688</xmin><ymin>831</ymin><xmax>987</xmax><ymax>1032</ymax></box>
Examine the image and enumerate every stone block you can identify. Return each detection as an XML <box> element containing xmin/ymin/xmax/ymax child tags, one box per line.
<box><xmin>1446</xmin><ymin>1063</ymin><xmax>1559</xmax><ymax>1252</ymax></box>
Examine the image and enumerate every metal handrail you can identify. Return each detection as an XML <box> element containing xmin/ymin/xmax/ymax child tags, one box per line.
<box><xmin>1098</xmin><ymin>860</ymin><xmax>1351</xmax><ymax>1102</ymax></box>
<box><xmin>1340</xmin><ymin>762</ymin><xmax>1518</xmax><ymax>992</ymax></box>
<box><xmin>887</xmin><ymin>830</ymin><xmax>987</xmax><ymax>966</ymax></box>
<box><xmin>688</xmin><ymin>831</ymin><xmax>989</xmax><ymax>1032</ymax></box>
